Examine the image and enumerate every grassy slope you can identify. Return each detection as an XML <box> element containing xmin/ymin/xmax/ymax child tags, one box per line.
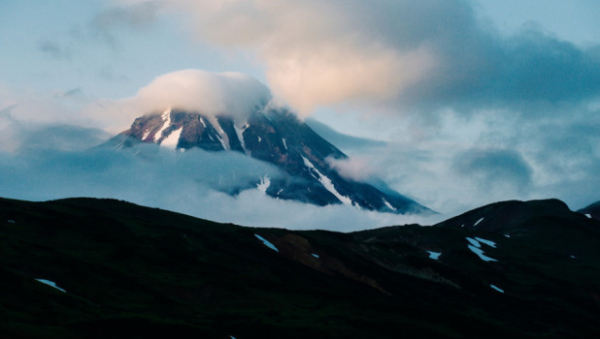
<box><xmin>1</xmin><ymin>197</ymin><xmax>600</xmax><ymax>338</ymax></box>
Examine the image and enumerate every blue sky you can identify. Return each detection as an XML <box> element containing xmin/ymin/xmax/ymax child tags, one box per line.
<box><xmin>1</xmin><ymin>0</ymin><xmax>599</xmax><ymax>228</ymax></box>
<box><xmin>0</xmin><ymin>0</ymin><xmax>248</xmax><ymax>99</ymax></box>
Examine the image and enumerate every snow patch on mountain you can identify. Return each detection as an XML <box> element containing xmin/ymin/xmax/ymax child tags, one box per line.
<box><xmin>234</xmin><ymin>123</ymin><xmax>247</xmax><ymax>152</ymax></box>
<box><xmin>302</xmin><ymin>156</ymin><xmax>353</xmax><ymax>206</ymax></box>
<box><xmin>154</xmin><ymin>108</ymin><xmax>172</xmax><ymax>142</ymax></box>
<box><xmin>207</xmin><ymin>116</ymin><xmax>230</xmax><ymax>150</ymax></box>
<box><xmin>257</xmin><ymin>176</ymin><xmax>271</xmax><ymax>194</ymax></box>
<box><xmin>383</xmin><ymin>198</ymin><xmax>397</xmax><ymax>211</ymax></box>
<box><xmin>142</xmin><ymin>129</ymin><xmax>151</xmax><ymax>141</ymax></box>
<box><xmin>161</xmin><ymin>127</ymin><xmax>182</xmax><ymax>150</ymax></box>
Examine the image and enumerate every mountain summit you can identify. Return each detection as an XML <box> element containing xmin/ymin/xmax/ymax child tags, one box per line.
<box><xmin>106</xmin><ymin>106</ymin><xmax>429</xmax><ymax>214</ymax></box>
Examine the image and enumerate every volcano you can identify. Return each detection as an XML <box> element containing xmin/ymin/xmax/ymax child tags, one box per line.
<box><xmin>106</xmin><ymin>106</ymin><xmax>430</xmax><ymax>214</ymax></box>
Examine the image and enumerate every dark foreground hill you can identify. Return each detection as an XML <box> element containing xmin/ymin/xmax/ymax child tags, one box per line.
<box><xmin>1</xmin><ymin>197</ymin><xmax>599</xmax><ymax>338</ymax></box>
<box><xmin>578</xmin><ymin>200</ymin><xmax>600</xmax><ymax>221</ymax></box>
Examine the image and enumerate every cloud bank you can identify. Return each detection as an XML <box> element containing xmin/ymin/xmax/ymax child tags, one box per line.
<box><xmin>347</xmin><ymin>106</ymin><xmax>600</xmax><ymax>214</ymax></box>
<box><xmin>452</xmin><ymin>148</ymin><xmax>533</xmax><ymax>194</ymax></box>
<box><xmin>115</xmin><ymin>0</ymin><xmax>600</xmax><ymax>116</ymax></box>
<box><xmin>4</xmin><ymin>1</ymin><xmax>600</xmax><ymax>229</ymax></box>
<box><xmin>0</xmin><ymin>131</ymin><xmax>441</xmax><ymax>231</ymax></box>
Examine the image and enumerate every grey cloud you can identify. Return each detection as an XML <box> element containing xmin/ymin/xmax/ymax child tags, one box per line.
<box><xmin>534</xmin><ymin>157</ymin><xmax>600</xmax><ymax>210</ymax></box>
<box><xmin>0</xmin><ymin>106</ymin><xmax>23</xmax><ymax>153</ymax></box>
<box><xmin>98</xmin><ymin>67</ymin><xmax>130</xmax><ymax>83</ymax></box>
<box><xmin>38</xmin><ymin>39</ymin><xmax>72</xmax><ymax>60</ymax></box>
<box><xmin>38</xmin><ymin>2</ymin><xmax>161</xmax><ymax>59</ymax></box>
<box><xmin>396</xmin><ymin>1</ymin><xmax>599</xmax><ymax>109</ymax></box>
<box><xmin>453</xmin><ymin>148</ymin><xmax>533</xmax><ymax>193</ymax></box>
<box><xmin>305</xmin><ymin>118</ymin><xmax>387</xmax><ymax>151</ymax></box>
<box><xmin>341</xmin><ymin>103</ymin><xmax>600</xmax><ymax>215</ymax></box>
<box><xmin>0</xmin><ymin>106</ymin><xmax>111</xmax><ymax>153</ymax></box>
<box><xmin>93</xmin><ymin>2</ymin><xmax>159</xmax><ymax>30</ymax></box>
<box><xmin>90</xmin><ymin>2</ymin><xmax>161</xmax><ymax>46</ymax></box>
<box><xmin>0</xmin><ymin>140</ymin><xmax>439</xmax><ymax>231</ymax></box>
<box><xmin>18</xmin><ymin>124</ymin><xmax>110</xmax><ymax>152</ymax></box>
<box><xmin>375</xmin><ymin>3</ymin><xmax>600</xmax><ymax>112</ymax></box>
<box><xmin>145</xmin><ymin>0</ymin><xmax>600</xmax><ymax>114</ymax></box>
<box><xmin>0</xmin><ymin>104</ymin><xmax>18</xmax><ymax>117</ymax></box>
<box><xmin>539</xmin><ymin>123</ymin><xmax>600</xmax><ymax>159</ymax></box>
<box><xmin>0</xmin><ymin>116</ymin><xmax>438</xmax><ymax>231</ymax></box>
<box><xmin>62</xmin><ymin>87</ymin><xmax>84</xmax><ymax>98</ymax></box>
<box><xmin>492</xmin><ymin>31</ymin><xmax>600</xmax><ymax>104</ymax></box>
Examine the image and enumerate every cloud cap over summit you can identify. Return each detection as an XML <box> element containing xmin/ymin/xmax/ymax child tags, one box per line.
<box><xmin>129</xmin><ymin>69</ymin><xmax>272</xmax><ymax>119</ymax></box>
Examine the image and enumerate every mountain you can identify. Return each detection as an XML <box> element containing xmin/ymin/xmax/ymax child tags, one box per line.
<box><xmin>105</xmin><ymin>106</ymin><xmax>429</xmax><ymax>214</ymax></box>
<box><xmin>2</xmin><ymin>197</ymin><xmax>600</xmax><ymax>338</ymax></box>
<box><xmin>578</xmin><ymin>200</ymin><xmax>600</xmax><ymax>221</ymax></box>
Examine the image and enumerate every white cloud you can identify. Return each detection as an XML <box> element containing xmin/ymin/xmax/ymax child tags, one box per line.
<box><xmin>0</xmin><ymin>85</ymin><xmax>102</xmax><ymax>152</ymax></box>
<box><xmin>114</xmin><ymin>0</ymin><xmax>438</xmax><ymax>116</ymax></box>
<box><xmin>0</xmin><ymin>143</ymin><xmax>442</xmax><ymax>231</ymax></box>
<box><xmin>325</xmin><ymin>156</ymin><xmax>373</xmax><ymax>182</ymax></box>
<box><xmin>5</xmin><ymin>0</ymin><xmax>600</xmax><ymax>227</ymax></box>
<box><xmin>82</xmin><ymin>69</ymin><xmax>272</xmax><ymax>133</ymax></box>
<box><xmin>344</xmin><ymin>106</ymin><xmax>600</xmax><ymax>214</ymax></box>
<box><xmin>129</xmin><ymin>69</ymin><xmax>271</xmax><ymax>118</ymax></box>
<box><xmin>113</xmin><ymin>0</ymin><xmax>600</xmax><ymax>122</ymax></box>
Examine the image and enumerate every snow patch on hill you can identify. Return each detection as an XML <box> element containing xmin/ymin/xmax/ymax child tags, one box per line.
<box><xmin>35</xmin><ymin>279</ymin><xmax>66</xmax><ymax>293</ymax></box>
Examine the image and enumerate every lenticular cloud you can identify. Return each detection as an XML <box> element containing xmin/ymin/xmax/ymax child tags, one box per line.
<box><xmin>130</xmin><ymin>69</ymin><xmax>272</xmax><ymax>119</ymax></box>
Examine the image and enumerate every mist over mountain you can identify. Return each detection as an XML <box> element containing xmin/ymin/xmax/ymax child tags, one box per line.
<box><xmin>1</xmin><ymin>69</ymin><xmax>598</xmax><ymax>230</ymax></box>
<box><xmin>105</xmin><ymin>104</ymin><xmax>428</xmax><ymax>214</ymax></box>
<box><xmin>304</xmin><ymin>118</ymin><xmax>387</xmax><ymax>151</ymax></box>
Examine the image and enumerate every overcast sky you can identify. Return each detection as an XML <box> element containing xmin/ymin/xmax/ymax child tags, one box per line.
<box><xmin>1</xmin><ymin>0</ymin><xmax>599</xmax><ymax>229</ymax></box>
